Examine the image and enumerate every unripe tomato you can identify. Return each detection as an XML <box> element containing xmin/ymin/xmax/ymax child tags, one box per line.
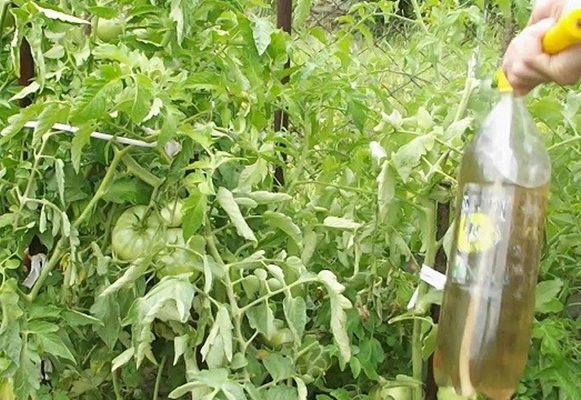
<box><xmin>155</xmin><ymin>228</ymin><xmax>203</xmax><ymax>281</ymax></box>
<box><xmin>260</xmin><ymin>327</ymin><xmax>293</xmax><ymax>348</ymax></box>
<box><xmin>111</xmin><ymin>206</ymin><xmax>161</xmax><ymax>261</ymax></box>
<box><xmin>94</xmin><ymin>17</ymin><xmax>123</xmax><ymax>42</ymax></box>
<box><xmin>369</xmin><ymin>384</ymin><xmax>412</xmax><ymax>400</ymax></box>
<box><xmin>160</xmin><ymin>199</ymin><xmax>184</xmax><ymax>227</ymax></box>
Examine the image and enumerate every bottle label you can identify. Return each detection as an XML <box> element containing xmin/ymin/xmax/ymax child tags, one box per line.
<box><xmin>451</xmin><ymin>183</ymin><xmax>516</xmax><ymax>284</ymax></box>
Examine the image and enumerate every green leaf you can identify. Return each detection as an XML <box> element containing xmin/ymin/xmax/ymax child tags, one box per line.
<box><xmin>443</xmin><ymin>117</ymin><xmax>472</xmax><ymax>143</ymax></box>
<box><xmin>182</xmin><ymin>188</ymin><xmax>207</xmax><ymax>240</ymax></box>
<box><xmin>246</xmin><ymin>301</ymin><xmax>276</xmax><ymax>341</ymax></box>
<box><xmin>323</xmin><ymin>216</ymin><xmax>361</xmax><ymax>230</ymax></box>
<box><xmin>34</xmin><ymin>332</ymin><xmax>76</xmax><ymax>362</ymax></box>
<box><xmin>283</xmin><ymin>296</ymin><xmax>307</xmax><ymax>339</ymax></box>
<box><xmin>237</xmin><ymin>158</ymin><xmax>268</xmax><ymax>192</ymax></box>
<box><xmin>169</xmin><ymin>369</ymin><xmax>229</xmax><ymax>398</ymax></box>
<box><xmin>70</xmin><ymin>124</ymin><xmax>94</xmax><ymax>173</ymax></box>
<box><xmin>318</xmin><ymin>270</ymin><xmax>352</xmax><ymax>362</ymax></box>
<box><xmin>54</xmin><ymin>158</ymin><xmax>66</xmax><ymax>206</ymax></box>
<box><xmin>245</xmin><ymin>191</ymin><xmax>292</xmax><ymax>204</ymax></box>
<box><xmin>263</xmin><ymin>211</ymin><xmax>303</xmax><ymax>249</ymax></box>
<box><xmin>249</xmin><ymin>15</ymin><xmax>274</xmax><ymax>56</ymax></box>
<box><xmin>294</xmin><ymin>0</ymin><xmax>312</xmax><ymax>26</ymax></box>
<box><xmin>9</xmin><ymin>81</ymin><xmax>40</xmax><ymax>102</ymax></box>
<box><xmin>263</xmin><ymin>353</ymin><xmax>295</xmax><ymax>382</ymax></box>
<box><xmin>159</xmin><ymin>107</ymin><xmax>180</xmax><ymax>148</ymax></box>
<box><xmin>392</xmin><ymin>133</ymin><xmax>435</xmax><ymax>182</ymax></box>
<box><xmin>102</xmin><ymin>177</ymin><xmax>152</xmax><ymax>205</ymax></box>
<box><xmin>86</xmin><ymin>6</ymin><xmax>118</xmax><ymax>19</ymax></box>
<box><xmin>111</xmin><ymin>347</ymin><xmax>134</xmax><ymax>371</ymax></box>
<box><xmin>27</xmin><ymin>320</ymin><xmax>60</xmax><ymax>334</ymax></box>
<box><xmin>0</xmin><ymin>104</ymin><xmax>41</xmax><ymax>145</ymax></box>
<box><xmin>125</xmin><ymin>275</ymin><xmax>195</xmax><ymax>367</ymax></box>
<box><xmin>535</xmin><ymin>279</ymin><xmax>564</xmax><ymax>313</ymax></box>
<box><xmin>61</xmin><ymin>309</ymin><xmax>103</xmax><ymax>327</ymax></box>
<box><xmin>170</xmin><ymin>0</ymin><xmax>185</xmax><ymax>44</ymax></box>
<box><xmin>31</xmin><ymin>103</ymin><xmax>69</xmax><ymax>146</ymax></box>
<box><xmin>216</xmin><ymin>187</ymin><xmax>256</xmax><ymax>243</ymax></box>
<box><xmin>70</xmin><ymin>65</ymin><xmax>123</xmax><ymax>124</ymax></box>
<box><xmin>115</xmin><ymin>74</ymin><xmax>154</xmax><ymax>123</ymax></box>
<box><xmin>100</xmin><ymin>261</ymin><xmax>149</xmax><ymax>297</ymax></box>
<box><xmin>200</xmin><ymin>305</ymin><xmax>233</xmax><ymax>369</ymax></box>
<box><xmin>90</xmin><ymin>290</ymin><xmax>121</xmax><ymax>350</ymax></box>
<box><xmin>348</xmin><ymin>99</ymin><xmax>367</xmax><ymax>132</ymax></box>
<box><xmin>377</xmin><ymin>160</ymin><xmax>395</xmax><ymax>218</ymax></box>
<box><xmin>33</xmin><ymin>3</ymin><xmax>90</xmax><ymax>25</ymax></box>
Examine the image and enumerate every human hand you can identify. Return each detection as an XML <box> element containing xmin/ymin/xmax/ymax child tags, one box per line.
<box><xmin>501</xmin><ymin>0</ymin><xmax>581</xmax><ymax>95</ymax></box>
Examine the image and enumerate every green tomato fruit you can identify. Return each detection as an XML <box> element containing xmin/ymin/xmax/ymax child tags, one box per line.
<box><xmin>160</xmin><ymin>199</ymin><xmax>184</xmax><ymax>227</ymax></box>
<box><xmin>155</xmin><ymin>228</ymin><xmax>202</xmax><ymax>280</ymax></box>
<box><xmin>95</xmin><ymin>17</ymin><xmax>123</xmax><ymax>42</ymax></box>
<box><xmin>261</xmin><ymin>327</ymin><xmax>293</xmax><ymax>348</ymax></box>
<box><xmin>369</xmin><ymin>384</ymin><xmax>413</xmax><ymax>400</ymax></box>
<box><xmin>111</xmin><ymin>206</ymin><xmax>161</xmax><ymax>261</ymax></box>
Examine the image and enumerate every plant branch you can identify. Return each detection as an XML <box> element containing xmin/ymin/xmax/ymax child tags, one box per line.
<box><xmin>120</xmin><ymin>151</ymin><xmax>163</xmax><ymax>187</ymax></box>
<box><xmin>152</xmin><ymin>356</ymin><xmax>167</xmax><ymax>400</ymax></box>
<box><xmin>411</xmin><ymin>200</ymin><xmax>437</xmax><ymax>400</ymax></box>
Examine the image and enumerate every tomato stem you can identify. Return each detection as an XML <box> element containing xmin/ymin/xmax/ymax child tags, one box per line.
<box><xmin>120</xmin><ymin>151</ymin><xmax>162</xmax><ymax>187</ymax></box>
<box><xmin>0</xmin><ymin>1</ymin><xmax>8</xmax><ymax>36</ymax></box>
<box><xmin>412</xmin><ymin>200</ymin><xmax>437</xmax><ymax>400</ymax></box>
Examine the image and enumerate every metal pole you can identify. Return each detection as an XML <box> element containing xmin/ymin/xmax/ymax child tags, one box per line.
<box><xmin>273</xmin><ymin>0</ymin><xmax>291</xmax><ymax>189</ymax></box>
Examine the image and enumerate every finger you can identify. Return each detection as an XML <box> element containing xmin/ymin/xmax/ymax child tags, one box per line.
<box><xmin>528</xmin><ymin>0</ymin><xmax>560</xmax><ymax>25</ymax></box>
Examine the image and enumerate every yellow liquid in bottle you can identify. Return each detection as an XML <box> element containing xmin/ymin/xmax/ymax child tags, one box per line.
<box><xmin>433</xmin><ymin>94</ymin><xmax>550</xmax><ymax>399</ymax></box>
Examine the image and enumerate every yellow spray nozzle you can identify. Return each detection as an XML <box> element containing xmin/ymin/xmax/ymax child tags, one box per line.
<box><xmin>495</xmin><ymin>9</ymin><xmax>581</xmax><ymax>92</ymax></box>
<box><xmin>542</xmin><ymin>9</ymin><xmax>581</xmax><ymax>54</ymax></box>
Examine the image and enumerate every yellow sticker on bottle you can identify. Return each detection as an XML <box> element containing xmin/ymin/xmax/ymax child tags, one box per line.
<box><xmin>457</xmin><ymin>212</ymin><xmax>498</xmax><ymax>254</ymax></box>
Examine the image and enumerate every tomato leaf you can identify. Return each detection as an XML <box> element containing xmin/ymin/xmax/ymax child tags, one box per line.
<box><xmin>246</xmin><ymin>301</ymin><xmax>276</xmax><ymax>341</ymax></box>
<box><xmin>115</xmin><ymin>73</ymin><xmax>154</xmax><ymax>124</ymax></box>
<box><xmin>125</xmin><ymin>275</ymin><xmax>195</xmax><ymax>367</ymax></box>
<box><xmin>216</xmin><ymin>187</ymin><xmax>256</xmax><ymax>243</ymax></box>
<box><xmin>182</xmin><ymin>189</ymin><xmax>207</xmax><ymax>240</ymax></box>
<box><xmin>377</xmin><ymin>160</ymin><xmax>396</xmax><ymax>219</ymax></box>
<box><xmin>263</xmin><ymin>211</ymin><xmax>303</xmax><ymax>249</ymax></box>
<box><xmin>323</xmin><ymin>216</ymin><xmax>362</xmax><ymax>230</ymax></box>
<box><xmin>392</xmin><ymin>133</ymin><xmax>435</xmax><ymax>182</ymax></box>
<box><xmin>200</xmin><ymin>305</ymin><xmax>233</xmax><ymax>368</ymax></box>
<box><xmin>33</xmin><ymin>331</ymin><xmax>75</xmax><ymax>362</ymax></box>
<box><xmin>282</xmin><ymin>296</ymin><xmax>307</xmax><ymax>339</ymax></box>
<box><xmin>318</xmin><ymin>270</ymin><xmax>352</xmax><ymax>362</ymax></box>
<box><xmin>249</xmin><ymin>15</ymin><xmax>274</xmax><ymax>56</ymax></box>
<box><xmin>70</xmin><ymin>65</ymin><xmax>124</xmax><ymax>124</ymax></box>
<box><xmin>263</xmin><ymin>353</ymin><xmax>294</xmax><ymax>382</ymax></box>
<box><xmin>102</xmin><ymin>177</ymin><xmax>152</xmax><ymax>205</ymax></box>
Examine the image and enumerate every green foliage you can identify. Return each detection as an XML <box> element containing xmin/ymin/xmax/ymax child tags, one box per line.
<box><xmin>0</xmin><ymin>0</ymin><xmax>579</xmax><ymax>399</ymax></box>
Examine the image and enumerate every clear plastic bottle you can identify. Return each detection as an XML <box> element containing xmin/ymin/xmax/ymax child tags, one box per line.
<box><xmin>432</xmin><ymin>83</ymin><xmax>551</xmax><ymax>399</ymax></box>
<box><xmin>433</xmin><ymin>9</ymin><xmax>581</xmax><ymax>400</ymax></box>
